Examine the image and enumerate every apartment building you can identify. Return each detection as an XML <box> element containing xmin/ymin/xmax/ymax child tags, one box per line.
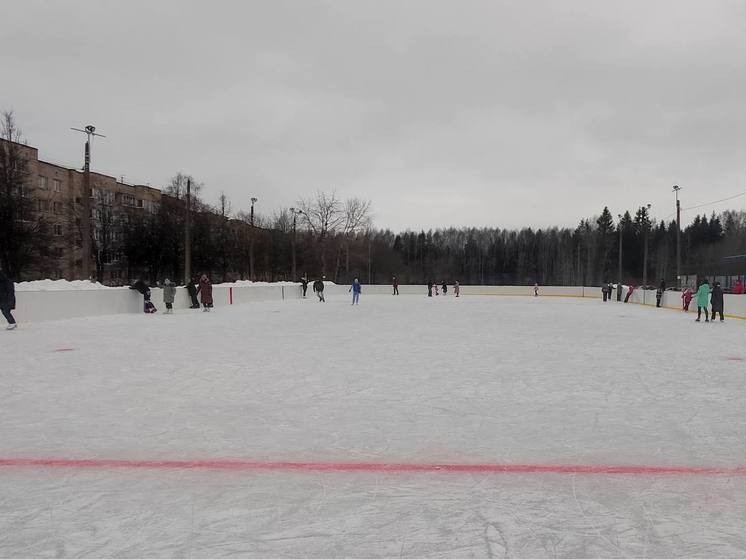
<box><xmin>4</xmin><ymin>139</ymin><xmax>162</xmax><ymax>284</ymax></box>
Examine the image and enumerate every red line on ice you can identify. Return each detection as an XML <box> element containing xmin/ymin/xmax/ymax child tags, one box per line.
<box><xmin>1</xmin><ymin>458</ymin><xmax>746</xmax><ymax>476</ymax></box>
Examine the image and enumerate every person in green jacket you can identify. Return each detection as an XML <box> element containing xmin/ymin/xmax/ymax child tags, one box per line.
<box><xmin>695</xmin><ymin>280</ymin><xmax>710</xmax><ymax>323</ymax></box>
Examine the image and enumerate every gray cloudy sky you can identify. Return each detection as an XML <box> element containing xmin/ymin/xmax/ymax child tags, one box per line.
<box><xmin>4</xmin><ymin>0</ymin><xmax>746</xmax><ymax>230</ymax></box>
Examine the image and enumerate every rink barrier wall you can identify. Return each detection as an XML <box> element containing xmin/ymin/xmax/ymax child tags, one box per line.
<box><xmin>12</xmin><ymin>284</ymin><xmax>746</xmax><ymax>323</ymax></box>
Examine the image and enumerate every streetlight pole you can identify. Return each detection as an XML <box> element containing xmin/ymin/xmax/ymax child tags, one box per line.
<box><xmin>249</xmin><ymin>197</ymin><xmax>257</xmax><ymax>280</ymax></box>
<box><xmin>617</xmin><ymin>214</ymin><xmax>623</xmax><ymax>301</ymax></box>
<box><xmin>71</xmin><ymin>125</ymin><xmax>105</xmax><ymax>280</ymax></box>
<box><xmin>289</xmin><ymin>208</ymin><xmax>303</xmax><ymax>281</ymax></box>
<box><xmin>676</xmin><ymin>193</ymin><xmax>681</xmax><ymax>285</ymax></box>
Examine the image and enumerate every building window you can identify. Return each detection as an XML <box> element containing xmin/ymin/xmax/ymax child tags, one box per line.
<box><xmin>53</xmin><ymin>179</ymin><xmax>62</xmax><ymax>192</ymax></box>
<box><xmin>51</xmin><ymin>247</ymin><xmax>64</xmax><ymax>258</ymax></box>
<box><xmin>53</xmin><ymin>224</ymin><xmax>63</xmax><ymax>236</ymax></box>
<box><xmin>53</xmin><ymin>201</ymin><xmax>63</xmax><ymax>214</ymax></box>
<box><xmin>37</xmin><ymin>200</ymin><xmax>49</xmax><ymax>212</ymax></box>
<box><xmin>136</xmin><ymin>199</ymin><xmax>144</xmax><ymax>209</ymax></box>
<box><xmin>39</xmin><ymin>176</ymin><xmax>48</xmax><ymax>190</ymax></box>
<box><xmin>122</xmin><ymin>194</ymin><xmax>135</xmax><ymax>207</ymax></box>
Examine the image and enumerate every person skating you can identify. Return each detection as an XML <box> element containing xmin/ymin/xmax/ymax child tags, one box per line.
<box><xmin>163</xmin><ymin>279</ymin><xmax>176</xmax><ymax>314</ymax></box>
<box><xmin>197</xmin><ymin>274</ymin><xmax>213</xmax><ymax>312</ymax></box>
<box><xmin>349</xmin><ymin>277</ymin><xmax>361</xmax><ymax>305</ymax></box>
<box><xmin>601</xmin><ymin>284</ymin><xmax>608</xmax><ymax>302</ymax></box>
<box><xmin>695</xmin><ymin>280</ymin><xmax>710</xmax><ymax>322</ymax></box>
<box><xmin>442</xmin><ymin>281</ymin><xmax>447</xmax><ymax>295</ymax></box>
<box><xmin>711</xmin><ymin>281</ymin><xmax>725</xmax><ymax>322</ymax></box>
<box><xmin>392</xmin><ymin>276</ymin><xmax>399</xmax><ymax>295</ymax></box>
<box><xmin>656</xmin><ymin>279</ymin><xmax>666</xmax><ymax>308</ymax></box>
<box><xmin>607</xmin><ymin>283</ymin><xmax>613</xmax><ymax>302</ymax></box>
<box><xmin>0</xmin><ymin>270</ymin><xmax>17</xmax><ymax>330</ymax></box>
<box><xmin>313</xmin><ymin>277</ymin><xmax>325</xmax><ymax>302</ymax></box>
<box><xmin>624</xmin><ymin>284</ymin><xmax>635</xmax><ymax>303</ymax></box>
<box><xmin>427</xmin><ymin>280</ymin><xmax>433</xmax><ymax>297</ymax></box>
<box><xmin>682</xmin><ymin>288</ymin><xmax>693</xmax><ymax>312</ymax></box>
<box><xmin>454</xmin><ymin>281</ymin><xmax>460</xmax><ymax>297</ymax></box>
<box><xmin>186</xmin><ymin>277</ymin><xmax>200</xmax><ymax>308</ymax></box>
<box><xmin>534</xmin><ymin>283</ymin><xmax>539</xmax><ymax>297</ymax></box>
<box><xmin>301</xmin><ymin>277</ymin><xmax>309</xmax><ymax>298</ymax></box>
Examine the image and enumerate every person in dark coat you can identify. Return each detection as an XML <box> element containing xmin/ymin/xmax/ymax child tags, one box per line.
<box><xmin>392</xmin><ymin>276</ymin><xmax>399</xmax><ymax>295</ymax></box>
<box><xmin>300</xmin><ymin>277</ymin><xmax>309</xmax><ymax>298</ymax></box>
<box><xmin>0</xmin><ymin>270</ymin><xmax>17</xmax><ymax>330</ymax></box>
<box><xmin>186</xmin><ymin>277</ymin><xmax>200</xmax><ymax>308</ymax></box>
<box><xmin>442</xmin><ymin>281</ymin><xmax>448</xmax><ymax>295</ymax></box>
<box><xmin>313</xmin><ymin>278</ymin><xmax>325</xmax><ymax>302</ymax></box>
<box><xmin>711</xmin><ymin>281</ymin><xmax>725</xmax><ymax>322</ymax></box>
<box><xmin>601</xmin><ymin>284</ymin><xmax>609</xmax><ymax>302</ymax></box>
<box><xmin>197</xmin><ymin>274</ymin><xmax>213</xmax><ymax>311</ymax></box>
<box><xmin>427</xmin><ymin>279</ymin><xmax>433</xmax><ymax>297</ymax></box>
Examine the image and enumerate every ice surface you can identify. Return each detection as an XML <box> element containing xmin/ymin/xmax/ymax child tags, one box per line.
<box><xmin>1</xmin><ymin>294</ymin><xmax>745</xmax><ymax>557</ymax></box>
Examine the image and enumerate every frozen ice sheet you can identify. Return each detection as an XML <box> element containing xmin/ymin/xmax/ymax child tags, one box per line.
<box><xmin>1</xmin><ymin>295</ymin><xmax>745</xmax><ymax>557</ymax></box>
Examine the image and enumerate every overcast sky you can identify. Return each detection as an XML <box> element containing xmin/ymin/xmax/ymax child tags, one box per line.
<box><xmin>4</xmin><ymin>1</ymin><xmax>746</xmax><ymax>230</ymax></box>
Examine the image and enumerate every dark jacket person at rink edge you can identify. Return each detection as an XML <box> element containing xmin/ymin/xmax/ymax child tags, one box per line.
<box><xmin>130</xmin><ymin>279</ymin><xmax>156</xmax><ymax>313</ymax></box>
<box><xmin>0</xmin><ymin>270</ymin><xmax>17</xmax><ymax>330</ymax></box>
<box><xmin>186</xmin><ymin>277</ymin><xmax>200</xmax><ymax>308</ymax></box>
<box><xmin>711</xmin><ymin>281</ymin><xmax>725</xmax><ymax>322</ymax></box>
<box><xmin>313</xmin><ymin>278</ymin><xmax>325</xmax><ymax>302</ymax></box>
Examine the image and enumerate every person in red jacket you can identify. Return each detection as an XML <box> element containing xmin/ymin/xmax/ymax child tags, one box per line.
<box><xmin>734</xmin><ymin>279</ymin><xmax>744</xmax><ymax>295</ymax></box>
<box><xmin>197</xmin><ymin>274</ymin><xmax>213</xmax><ymax>312</ymax></box>
<box><xmin>682</xmin><ymin>288</ymin><xmax>693</xmax><ymax>311</ymax></box>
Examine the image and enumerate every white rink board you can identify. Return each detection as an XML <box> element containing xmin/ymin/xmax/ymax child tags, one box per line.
<box><xmin>2</xmin><ymin>295</ymin><xmax>746</xmax><ymax>557</ymax></box>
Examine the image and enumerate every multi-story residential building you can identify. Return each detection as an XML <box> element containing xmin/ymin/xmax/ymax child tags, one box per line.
<box><xmin>3</xmin><ymin>139</ymin><xmax>161</xmax><ymax>284</ymax></box>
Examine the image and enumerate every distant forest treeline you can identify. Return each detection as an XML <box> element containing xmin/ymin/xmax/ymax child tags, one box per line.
<box><xmin>367</xmin><ymin>207</ymin><xmax>746</xmax><ymax>286</ymax></box>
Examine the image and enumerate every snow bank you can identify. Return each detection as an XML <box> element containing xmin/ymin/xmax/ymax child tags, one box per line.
<box><xmin>14</xmin><ymin>279</ymin><xmax>121</xmax><ymax>292</ymax></box>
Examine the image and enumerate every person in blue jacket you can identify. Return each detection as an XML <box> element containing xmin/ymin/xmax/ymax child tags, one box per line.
<box><xmin>349</xmin><ymin>277</ymin><xmax>362</xmax><ymax>305</ymax></box>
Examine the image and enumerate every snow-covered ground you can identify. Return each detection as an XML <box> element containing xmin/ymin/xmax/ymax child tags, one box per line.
<box><xmin>2</xmin><ymin>294</ymin><xmax>745</xmax><ymax>558</ymax></box>
<box><xmin>14</xmin><ymin>279</ymin><xmax>118</xmax><ymax>291</ymax></box>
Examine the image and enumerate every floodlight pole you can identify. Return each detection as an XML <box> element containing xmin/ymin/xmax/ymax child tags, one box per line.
<box><xmin>249</xmin><ymin>197</ymin><xmax>257</xmax><ymax>280</ymax></box>
<box><xmin>617</xmin><ymin>214</ymin><xmax>623</xmax><ymax>301</ymax></box>
<box><xmin>673</xmin><ymin>185</ymin><xmax>682</xmax><ymax>287</ymax></box>
<box><xmin>642</xmin><ymin>203</ymin><xmax>652</xmax><ymax>288</ymax></box>
<box><xmin>184</xmin><ymin>178</ymin><xmax>192</xmax><ymax>284</ymax></box>
<box><xmin>290</xmin><ymin>208</ymin><xmax>303</xmax><ymax>281</ymax></box>
<box><xmin>71</xmin><ymin>125</ymin><xmax>105</xmax><ymax>281</ymax></box>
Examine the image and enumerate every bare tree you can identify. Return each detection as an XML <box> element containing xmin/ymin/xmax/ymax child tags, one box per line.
<box><xmin>0</xmin><ymin>111</ymin><xmax>41</xmax><ymax>278</ymax></box>
<box><xmin>298</xmin><ymin>191</ymin><xmax>345</xmax><ymax>276</ymax></box>
<box><xmin>334</xmin><ymin>197</ymin><xmax>372</xmax><ymax>282</ymax></box>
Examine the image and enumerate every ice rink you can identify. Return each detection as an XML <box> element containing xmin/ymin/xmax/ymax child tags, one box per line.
<box><xmin>2</xmin><ymin>293</ymin><xmax>746</xmax><ymax>558</ymax></box>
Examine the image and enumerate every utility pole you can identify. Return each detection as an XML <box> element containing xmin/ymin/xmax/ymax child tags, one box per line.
<box><xmin>71</xmin><ymin>125</ymin><xmax>105</xmax><ymax>281</ymax></box>
<box><xmin>673</xmin><ymin>185</ymin><xmax>682</xmax><ymax>287</ymax></box>
<box><xmin>617</xmin><ymin>214</ymin><xmax>623</xmax><ymax>301</ymax></box>
<box><xmin>249</xmin><ymin>197</ymin><xmax>257</xmax><ymax>280</ymax></box>
<box><xmin>642</xmin><ymin>203</ymin><xmax>652</xmax><ymax>288</ymax></box>
<box><xmin>289</xmin><ymin>208</ymin><xmax>303</xmax><ymax>281</ymax></box>
<box><xmin>184</xmin><ymin>178</ymin><xmax>192</xmax><ymax>284</ymax></box>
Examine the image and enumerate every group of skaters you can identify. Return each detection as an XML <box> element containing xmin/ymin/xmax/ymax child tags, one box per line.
<box><xmin>129</xmin><ymin>274</ymin><xmax>214</xmax><ymax>314</ymax></box>
<box><xmin>426</xmin><ymin>279</ymin><xmax>461</xmax><ymax>297</ymax></box>
<box><xmin>601</xmin><ymin>278</ymin><xmax>729</xmax><ymax>323</ymax></box>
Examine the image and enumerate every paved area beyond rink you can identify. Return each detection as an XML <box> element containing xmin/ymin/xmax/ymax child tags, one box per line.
<box><xmin>2</xmin><ymin>294</ymin><xmax>746</xmax><ymax>558</ymax></box>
